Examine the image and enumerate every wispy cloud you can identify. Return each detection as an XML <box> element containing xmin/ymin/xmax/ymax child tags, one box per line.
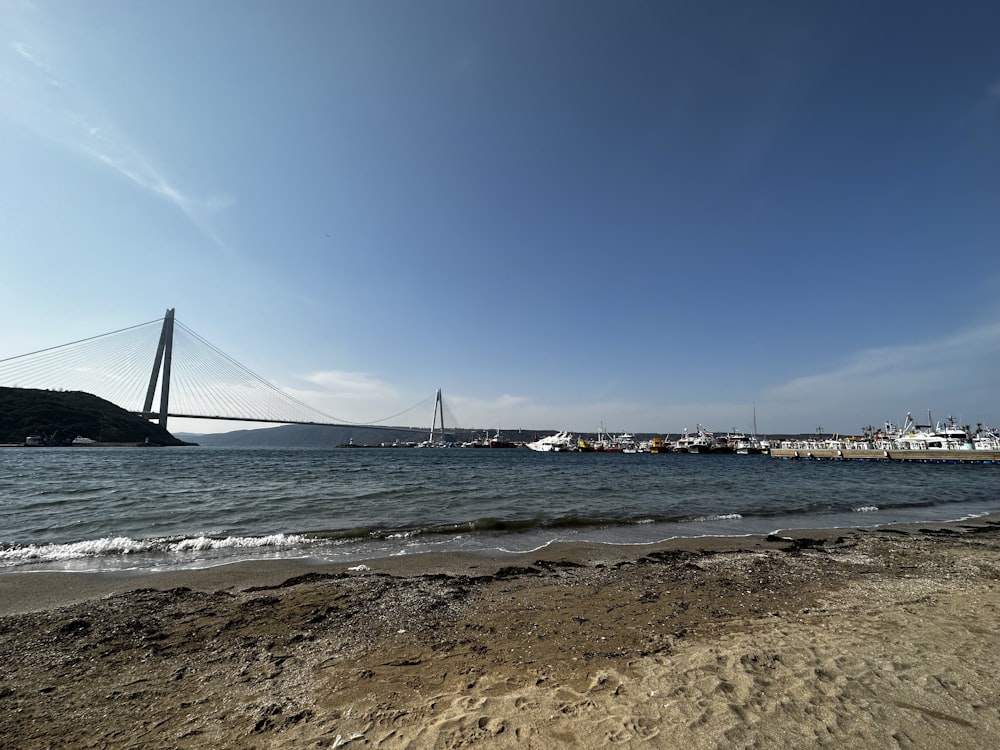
<box><xmin>76</xmin><ymin>122</ymin><xmax>234</xmax><ymax>250</ymax></box>
<box><xmin>10</xmin><ymin>40</ymin><xmax>59</xmax><ymax>84</ymax></box>
<box><xmin>3</xmin><ymin>24</ymin><xmax>233</xmax><ymax>252</ymax></box>
<box><xmin>757</xmin><ymin>320</ymin><xmax>1000</xmax><ymax>430</ymax></box>
<box><xmin>278</xmin><ymin>370</ymin><xmax>414</xmax><ymax>424</ymax></box>
<box><xmin>300</xmin><ymin>370</ymin><xmax>399</xmax><ymax>399</ymax></box>
<box><xmin>449</xmin><ymin>393</ymin><xmax>531</xmax><ymax>412</ymax></box>
<box><xmin>440</xmin><ymin>318</ymin><xmax>1000</xmax><ymax>434</ymax></box>
<box><xmin>445</xmin><ymin>393</ymin><xmax>660</xmax><ymax>433</ymax></box>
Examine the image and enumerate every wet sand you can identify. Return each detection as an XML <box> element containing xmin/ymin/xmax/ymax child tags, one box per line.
<box><xmin>3</xmin><ymin>519</ymin><xmax>1000</xmax><ymax>748</ymax></box>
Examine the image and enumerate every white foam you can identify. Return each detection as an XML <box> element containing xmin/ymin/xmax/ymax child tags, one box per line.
<box><xmin>385</xmin><ymin>531</ymin><xmax>416</xmax><ymax>539</ymax></box>
<box><xmin>691</xmin><ymin>513</ymin><xmax>743</xmax><ymax>523</ymax></box>
<box><xmin>0</xmin><ymin>536</ymin><xmax>152</xmax><ymax>561</ymax></box>
<box><xmin>0</xmin><ymin>532</ymin><xmax>311</xmax><ymax>563</ymax></box>
<box><xmin>169</xmin><ymin>533</ymin><xmax>309</xmax><ymax>551</ymax></box>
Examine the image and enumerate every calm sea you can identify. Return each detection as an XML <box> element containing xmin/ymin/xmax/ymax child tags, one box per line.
<box><xmin>1</xmin><ymin>447</ymin><xmax>997</xmax><ymax>573</ymax></box>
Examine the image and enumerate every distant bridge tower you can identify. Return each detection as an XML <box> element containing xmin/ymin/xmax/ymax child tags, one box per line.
<box><xmin>141</xmin><ymin>308</ymin><xmax>175</xmax><ymax>429</ymax></box>
<box><xmin>429</xmin><ymin>388</ymin><xmax>445</xmax><ymax>444</ymax></box>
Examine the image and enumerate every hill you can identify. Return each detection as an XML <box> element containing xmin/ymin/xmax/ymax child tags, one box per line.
<box><xmin>178</xmin><ymin>424</ymin><xmax>453</xmax><ymax>448</ymax></box>
<box><xmin>176</xmin><ymin>425</ymin><xmax>557</xmax><ymax>448</ymax></box>
<box><xmin>0</xmin><ymin>387</ymin><xmax>189</xmax><ymax>446</ymax></box>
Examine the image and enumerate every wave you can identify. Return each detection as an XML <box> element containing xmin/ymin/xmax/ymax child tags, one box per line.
<box><xmin>1</xmin><ymin>497</ymin><xmax>986</xmax><ymax>566</ymax></box>
<box><xmin>3</xmin><ymin>513</ymin><xmax>733</xmax><ymax>562</ymax></box>
<box><xmin>690</xmin><ymin>513</ymin><xmax>743</xmax><ymax>523</ymax></box>
<box><xmin>309</xmin><ymin>511</ymin><xmax>751</xmax><ymax>543</ymax></box>
<box><xmin>0</xmin><ymin>533</ymin><xmax>311</xmax><ymax>563</ymax></box>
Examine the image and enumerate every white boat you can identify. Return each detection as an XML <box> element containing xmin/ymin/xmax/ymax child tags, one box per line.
<box><xmin>525</xmin><ymin>431</ymin><xmax>576</xmax><ymax>452</ymax></box>
<box><xmin>601</xmin><ymin>432</ymin><xmax>638</xmax><ymax>453</ymax></box>
<box><xmin>729</xmin><ymin>404</ymin><xmax>767</xmax><ymax>454</ymax></box>
<box><xmin>829</xmin><ymin>412</ymin><xmax>997</xmax><ymax>452</ymax></box>
<box><xmin>973</xmin><ymin>425</ymin><xmax>1000</xmax><ymax>451</ymax></box>
<box><xmin>617</xmin><ymin>433</ymin><xmax>639</xmax><ymax>453</ymax></box>
<box><xmin>729</xmin><ymin>431</ymin><xmax>765</xmax><ymax>455</ymax></box>
<box><xmin>673</xmin><ymin>428</ymin><xmax>693</xmax><ymax>453</ymax></box>
<box><xmin>894</xmin><ymin>413</ymin><xmax>975</xmax><ymax>451</ymax></box>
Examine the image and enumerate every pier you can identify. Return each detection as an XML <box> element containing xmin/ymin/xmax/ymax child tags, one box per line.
<box><xmin>769</xmin><ymin>448</ymin><xmax>1000</xmax><ymax>464</ymax></box>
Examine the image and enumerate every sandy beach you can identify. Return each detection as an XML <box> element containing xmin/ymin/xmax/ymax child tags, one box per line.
<box><xmin>3</xmin><ymin>519</ymin><xmax>1000</xmax><ymax>748</ymax></box>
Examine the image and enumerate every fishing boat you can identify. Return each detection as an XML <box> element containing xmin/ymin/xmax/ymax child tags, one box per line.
<box><xmin>729</xmin><ymin>431</ymin><xmax>764</xmax><ymax>455</ymax></box>
<box><xmin>675</xmin><ymin>425</ymin><xmax>714</xmax><ymax>453</ymax></box>
<box><xmin>732</xmin><ymin>405</ymin><xmax>768</xmax><ymax>454</ymax></box>
<box><xmin>894</xmin><ymin>413</ymin><xmax>974</xmax><ymax>451</ymax></box>
<box><xmin>710</xmin><ymin>435</ymin><xmax>734</xmax><ymax>454</ymax></box>
<box><xmin>461</xmin><ymin>432</ymin><xmax>490</xmax><ymax>448</ymax></box>
<box><xmin>616</xmin><ymin>433</ymin><xmax>639</xmax><ymax>453</ymax></box>
<box><xmin>770</xmin><ymin>410</ymin><xmax>1000</xmax><ymax>462</ymax></box>
<box><xmin>648</xmin><ymin>436</ymin><xmax>672</xmax><ymax>453</ymax></box>
<box><xmin>974</xmin><ymin>425</ymin><xmax>1000</xmax><ymax>451</ymax></box>
<box><xmin>583</xmin><ymin>425</ymin><xmax>614</xmax><ymax>452</ymax></box>
<box><xmin>489</xmin><ymin>430</ymin><xmax>517</xmax><ymax>449</ymax></box>
<box><xmin>597</xmin><ymin>432</ymin><xmax>637</xmax><ymax>453</ymax></box>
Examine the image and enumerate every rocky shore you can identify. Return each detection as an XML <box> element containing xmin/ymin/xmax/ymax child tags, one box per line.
<box><xmin>3</xmin><ymin>520</ymin><xmax>1000</xmax><ymax>748</ymax></box>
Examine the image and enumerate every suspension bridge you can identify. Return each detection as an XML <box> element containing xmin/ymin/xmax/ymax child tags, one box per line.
<box><xmin>0</xmin><ymin>309</ymin><xmax>457</xmax><ymax>439</ymax></box>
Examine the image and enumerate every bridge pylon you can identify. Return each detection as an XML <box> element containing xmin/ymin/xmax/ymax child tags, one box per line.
<box><xmin>429</xmin><ymin>388</ymin><xmax>445</xmax><ymax>444</ymax></box>
<box><xmin>140</xmin><ymin>308</ymin><xmax>175</xmax><ymax>428</ymax></box>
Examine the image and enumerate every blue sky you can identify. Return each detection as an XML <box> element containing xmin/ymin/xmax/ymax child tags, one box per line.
<box><xmin>2</xmin><ymin>1</ymin><xmax>999</xmax><ymax>436</ymax></box>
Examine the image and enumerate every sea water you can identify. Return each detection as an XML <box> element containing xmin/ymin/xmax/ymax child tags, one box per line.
<box><xmin>1</xmin><ymin>447</ymin><xmax>997</xmax><ymax>572</ymax></box>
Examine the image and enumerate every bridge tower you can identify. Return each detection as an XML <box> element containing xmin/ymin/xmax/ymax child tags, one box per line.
<box><xmin>141</xmin><ymin>308</ymin><xmax>175</xmax><ymax>428</ymax></box>
<box><xmin>428</xmin><ymin>388</ymin><xmax>445</xmax><ymax>444</ymax></box>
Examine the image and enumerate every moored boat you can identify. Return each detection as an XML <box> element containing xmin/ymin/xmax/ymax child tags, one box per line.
<box><xmin>729</xmin><ymin>431</ymin><xmax>765</xmax><ymax>454</ymax></box>
<box><xmin>710</xmin><ymin>435</ymin><xmax>734</xmax><ymax>454</ymax></box>
<box><xmin>675</xmin><ymin>425</ymin><xmax>714</xmax><ymax>453</ymax></box>
<box><xmin>771</xmin><ymin>410</ymin><xmax>1000</xmax><ymax>462</ymax></box>
<box><xmin>974</xmin><ymin>425</ymin><xmax>1000</xmax><ymax>451</ymax></box>
<box><xmin>612</xmin><ymin>433</ymin><xmax>638</xmax><ymax>453</ymax></box>
<box><xmin>894</xmin><ymin>414</ymin><xmax>974</xmax><ymax>451</ymax></box>
<box><xmin>489</xmin><ymin>430</ymin><xmax>517</xmax><ymax>449</ymax></box>
<box><xmin>526</xmin><ymin>431</ymin><xmax>576</xmax><ymax>452</ymax></box>
<box><xmin>648</xmin><ymin>436</ymin><xmax>672</xmax><ymax>453</ymax></box>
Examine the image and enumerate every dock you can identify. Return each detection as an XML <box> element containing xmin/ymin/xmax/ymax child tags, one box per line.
<box><xmin>769</xmin><ymin>448</ymin><xmax>1000</xmax><ymax>464</ymax></box>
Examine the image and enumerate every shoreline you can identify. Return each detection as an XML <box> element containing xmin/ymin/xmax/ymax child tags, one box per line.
<box><xmin>4</xmin><ymin>517</ymin><xmax>1000</xmax><ymax>747</ymax></box>
<box><xmin>0</xmin><ymin>516</ymin><xmax>995</xmax><ymax>618</ymax></box>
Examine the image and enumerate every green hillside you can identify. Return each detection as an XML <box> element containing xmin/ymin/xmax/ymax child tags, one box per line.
<box><xmin>0</xmin><ymin>387</ymin><xmax>189</xmax><ymax>446</ymax></box>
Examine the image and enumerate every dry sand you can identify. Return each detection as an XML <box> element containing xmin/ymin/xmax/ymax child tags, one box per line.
<box><xmin>3</xmin><ymin>520</ymin><xmax>1000</xmax><ymax>748</ymax></box>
